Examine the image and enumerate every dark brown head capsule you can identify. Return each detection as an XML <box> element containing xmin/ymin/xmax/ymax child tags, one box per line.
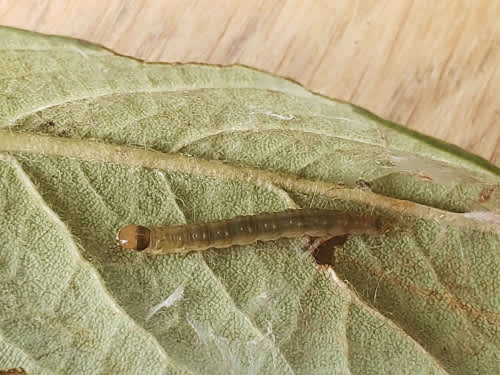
<box><xmin>116</xmin><ymin>225</ymin><xmax>151</xmax><ymax>251</ymax></box>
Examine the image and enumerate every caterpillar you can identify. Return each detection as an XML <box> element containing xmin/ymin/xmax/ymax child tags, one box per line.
<box><xmin>116</xmin><ymin>209</ymin><xmax>384</xmax><ymax>255</ymax></box>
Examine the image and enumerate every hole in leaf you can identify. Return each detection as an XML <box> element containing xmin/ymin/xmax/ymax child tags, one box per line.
<box><xmin>310</xmin><ymin>235</ymin><xmax>348</xmax><ymax>266</ymax></box>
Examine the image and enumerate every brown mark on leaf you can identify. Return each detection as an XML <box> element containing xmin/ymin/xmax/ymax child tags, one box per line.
<box><xmin>39</xmin><ymin>120</ymin><xmax>56</xmax><ymax>135</ymax></box>
<box><xmin>418</xmin><ymin>173</ymin><xmax>433</xmax><ymax>181</ymax></box>
<box><xmin>355</xmin><ymin>179</ymin><xmax>371</xmax><ymax>189</ymax></box>
<box><xmin>40</xmin><ymin>120</ymin><xmax>55</xmax><ymax>130</ymax></box>
<box><xmin>38</xmin><ymin>120</ymin><xmax>76</xmax><ymax>138</ymax></box>
<box><xmin>57</xmin><ymin>126</ymin><xmax>75</xmax><ymax>138</ymax></box>
<box><xmin>0</xmin><ymin>369</ymin><xmax>27</xmax><ymax>375</ymax></box>
<box><xmin>478</xmin><ymin>186</ymin><xmax>493</xmax><ymax>203</ymax></box>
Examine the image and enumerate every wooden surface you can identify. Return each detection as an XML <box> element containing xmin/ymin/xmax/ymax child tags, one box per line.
<box><xmin>1</xmin><ymin>0</ymin><xmax>499</xmax><ymax>166</ymax></box>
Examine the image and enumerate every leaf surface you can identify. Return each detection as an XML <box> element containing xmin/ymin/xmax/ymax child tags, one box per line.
<box><xmin>0</xmin><ymin>27</ymin><xmax>498</xmax><ymax>375</ymax></box>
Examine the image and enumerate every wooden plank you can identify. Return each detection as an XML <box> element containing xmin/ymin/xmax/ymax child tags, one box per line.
<box><xmin>0</xmin><ymin>0</ymin><xmax>498</xmax><ymax>165</ymax></box>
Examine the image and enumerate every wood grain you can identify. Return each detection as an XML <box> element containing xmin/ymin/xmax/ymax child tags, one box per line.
<box><xmin>0</xmin><ymin>0</ymin><xmax>498</xmax><ymax>165</ymax></box>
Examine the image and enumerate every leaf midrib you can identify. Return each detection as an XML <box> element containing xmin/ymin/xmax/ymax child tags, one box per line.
<box><xmin>0</xmin><ymin>130</ymin><xmax>494</xmax><ymax>234</ymax></box>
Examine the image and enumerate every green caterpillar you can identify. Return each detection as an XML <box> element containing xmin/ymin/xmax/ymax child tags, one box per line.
<box><xmin>116</xmin><ymin>209</ymin><xmax>384</xmax><ymax>255</ymax></box>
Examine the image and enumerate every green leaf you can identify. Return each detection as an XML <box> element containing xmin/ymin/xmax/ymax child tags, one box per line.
<box><xmin>0</xmin><ymin>26</ymin><xmax>498</xmax><ymax>375</ymax></box>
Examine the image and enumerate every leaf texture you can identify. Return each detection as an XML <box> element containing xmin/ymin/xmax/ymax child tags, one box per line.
<box><xmin>0</xmin><ymin>27</ymin><xmax>499</xmax><ymax>375</ymax></box>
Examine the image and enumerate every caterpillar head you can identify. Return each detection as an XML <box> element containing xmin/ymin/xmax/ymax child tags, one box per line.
<box><xmin>116</xmin><ymin>225</ymin><xmax>151</xmax><ymax>251</ymax></box>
